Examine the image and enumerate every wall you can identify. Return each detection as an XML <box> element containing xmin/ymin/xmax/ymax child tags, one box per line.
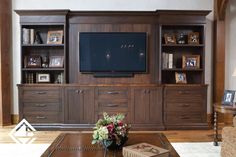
<box><xmin>12</xmin><ymin>0</ymin><xmax>214</xmax><ymax>114</ymax></box>
<box><xmin>225</xmin><ymin>0</ymin><xmax>236</xmax><ymax>92</ymax></box>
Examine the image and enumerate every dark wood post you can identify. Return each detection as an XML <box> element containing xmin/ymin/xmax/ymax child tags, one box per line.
<box><xmin>0</xmin><ymin>0</ymin><xmax>12</xmax><ymax>126</ymax></box>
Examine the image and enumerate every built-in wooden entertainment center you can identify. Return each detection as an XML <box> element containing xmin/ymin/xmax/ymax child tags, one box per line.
<box><xmin>16</xmin><ymin>10</ymin><xmax>210</xmax><ymax>130</ymax></box>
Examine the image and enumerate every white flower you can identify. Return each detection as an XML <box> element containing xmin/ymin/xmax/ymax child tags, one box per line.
<box><xmin>97</xmin><ymin>126</ymin><xmax>109</xmax><ymax>140</ymax></box>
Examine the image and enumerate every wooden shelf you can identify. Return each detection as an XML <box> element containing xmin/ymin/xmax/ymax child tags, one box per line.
<box><xmin>22</xmin><ymin>68</ymin><xmax>64</xmax><ymax>71</ymax></box>
<box><xmin>22</xmin><ymin>44</ymin><xmax>64</xmax><ymax>47</ymax></box>
<box><xmin>162</xmin><ymin>44</ymin><xmax>204</xmax><ymax>47</ymax></box>
<box><xmin>162</xmin><ymin>68</ymin><xmax>203</xmax><ymax>71</ymax></box>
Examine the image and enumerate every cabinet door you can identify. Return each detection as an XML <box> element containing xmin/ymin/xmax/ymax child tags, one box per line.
<box><xmin>64</xmin><ymin>87</ymin><xmax>94</xmax><ymax>124</ymax></box>
<box><xmin>133</xmin><ymin>87</ymin><xmax>162</xmax><ymax>124</ymax></box>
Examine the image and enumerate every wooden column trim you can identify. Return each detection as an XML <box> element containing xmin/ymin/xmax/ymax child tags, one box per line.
<box><xmin>217</xmin><ymin>0</ymin><xmax>229</xmax><ymax>20</ymax></box>
<box><xmin>0</xmin><ymin>0</ymin><xmax>12</xmax><ymax>126</ymax></box>
<box><xmin>213</xmin><ymin>0</ymin><xmax>229</xmax><ymax>103</ymax></box>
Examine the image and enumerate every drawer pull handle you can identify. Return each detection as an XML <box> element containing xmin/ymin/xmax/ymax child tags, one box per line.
<box><xmin>36</xmin><ymin>91</ymin><xmax>47</xmax><ymax>94</ymax></box>
<box><xmin>36</xmin><ymin>116</ymin><xmax>46</xmax><ymax>119</ymax></box>
<box><xmin>35</xmin><ymin>104</ymin><xmax>47</xmax><ymax>107</ymax></box>
<box><xmin>178</xmin><ymin>91</ymin><xmax>190</xmax><ymax>94</ymax></box>
<box><xmin>181</xmin><ymin>104</ymin><xmax>190</xmax><ymax>107</ymax></box>
<box><xmin>107</xmin><ymin>91</ymin><xmax>119</xmax><ymax>95</ymax></box>
<box><xmin>106</xmin><ymin>104</ymin><xmax>119</xmax><ymax>107</ymax></box>
<box><xmin>75</xmin><ymin>90</ymin><xmax>83</xmax><ymax>94</ymax></box>
<box><xmin>180</xmin><ymin>116</ymin><xmax>190</xmax><ymax>119</ymax></box>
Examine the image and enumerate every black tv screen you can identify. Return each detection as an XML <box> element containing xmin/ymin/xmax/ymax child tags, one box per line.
<box><xmin>79</xmin><ymin>32</ymin><xmax>147</xmax><ymax>75</ymax></box>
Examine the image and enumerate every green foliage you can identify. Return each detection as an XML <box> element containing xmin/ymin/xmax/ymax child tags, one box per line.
<box><xmin>91</xmin><ymin>112</ymin><xmax>130</xmax><ymax>146</ymax></box>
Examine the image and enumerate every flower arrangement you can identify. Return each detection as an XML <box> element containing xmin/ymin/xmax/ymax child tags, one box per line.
<box><xmin>92</xmin><ymin>112</ymin><xmax>130</xmax><ymax>149</ymax></box>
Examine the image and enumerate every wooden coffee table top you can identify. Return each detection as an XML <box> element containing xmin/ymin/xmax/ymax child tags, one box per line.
<box><xmin>41</xmin><ymin>133</ymin><xmax>180</xmax><ymax>157</ymax></box>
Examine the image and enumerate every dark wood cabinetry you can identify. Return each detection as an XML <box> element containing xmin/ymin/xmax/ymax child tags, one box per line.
<box><xmin>64</xmin><ymin>86</ymin><xmax>94</xmax><ymax>124</ymax></box>
<box><xmin>16</xmin><ymin>10</ymin><xmax>210</xmax><ymax>130</ymax></box>
<box><xmin>18</xmin><ymin>85</ymin><xmax>63</xmax><ymax>124</ymax></box>
<box><xmin>132</xmin><ymin>86</ymin><xmax>164</xmax><ymax>129</ymax></box>
<box><xmin>164</xmin><ymin>85</ymin><xmax>208</xmax><ymax>129</ymax></box>
<box><xmin>95</xmin><ymin>87</ymin><xmax>131</xmax><ymax>123</ymax></box>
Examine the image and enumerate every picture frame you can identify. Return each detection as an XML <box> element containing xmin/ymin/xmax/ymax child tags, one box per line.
<box><xmin>188</xmin><ymin>32</ymin><xmax>199</xmax><ymax>44</ymax></box>
<box><xmin>47</xmin><ymin>30</ymin><xmax>63</xmax><ymax>44</ymax></box>
<box><xmin>36</xmin><ymin>73</ymin><xmax>50</xmax><ymax>83</ymax></box>
<box><xmin>175</xmin><ymin>72</ymin><xmax>187</xmax><ymax>84</ymax></box>
<box><xmin>182</xmin><ymin>55</ymin><xmax>200</xmax><ymax>69</ymax></box>
<box><xmin>24</xmin><ymin>55</ymin><xmax>41</xmax><ymax>68</ymax></box>
<box><xmin>164</xmin><ymin>33</ymin><xmax>176</xmax><ymax>44</ymax></box>
<box><xmin>49</xmin><ymin>56</ymin><xmax>64</xmax><ymax>68</ymax></box>
<box><xmin>222</xmin><ymin>90</ymin><xmax>235</xmax><ymax>105</ymax></box>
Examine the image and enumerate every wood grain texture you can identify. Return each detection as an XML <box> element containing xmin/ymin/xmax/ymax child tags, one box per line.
<box><xmin>213</xmin><ymin>0</ymin><xmax>229</xmax><ymax>123</ymax></box>
<box><xmin>0</xmin><ymin>0</ymin><xmax>12</xmax><ymax>126</ymax></box>
<box><xmin>41</xmin><ymin>133</ymin><xmax>180</xmax><ymax>157</ymax></box>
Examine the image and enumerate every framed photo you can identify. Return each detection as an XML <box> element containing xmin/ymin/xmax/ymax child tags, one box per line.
<box><xmin>182</xmin><ymin>55</ymin><xmax>200</xmax><ymax>69</ymax></box>
<box><xmin>24</xmin><ymin>55</ymin><xmax>41</xmax><ymax>68</ymax></box>
<box><xmin>49</xmin><ymin>56</ymin><xmax>64</xmax><ymax>68</ymax></box>
<box><xmin>36</xmin><ymin>73</ymin><xmax>50</xmax><ymax>83</ymax></box>
<box><xmin>222</xmin><ymin>90</ymin><xmax>235</xmax><ymax>105</ymax></box>
<box><xmin>47</xmin><ymin>30</ymin><xmax>63</xmax><ymax>44</ymax></box>
<box><xmin>188</xmin><ymin>32</ymin><xmax>199</xmax><ymax>44</ymax></box>
<box><xmin>175</xmin><ymin>72</ymin><xmax>187</xmax><ymax>84</ymax></box>
<box><xmin>164</xmin><ymin>33</ymin><xmax>176</xmax><ymax>44</ymax></box>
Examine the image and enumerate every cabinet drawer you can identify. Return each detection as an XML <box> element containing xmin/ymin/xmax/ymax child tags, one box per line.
<box><xmin>23</xmin><ymin>102</ymin><xmax>60</xmax><ymax>112</ymax></box>
<box><xmin>24</xmin><ymin>112</ymin><xmax>61</xmax><ymax>123</ymax></box>
<box><xmin>165</xmin><ymin>102</ymin><xmax>202</xmax><ymax>112</ymax></box>
<box><xmin>96</xmin><ymin>101</ymin><xmax>129</xmax><ymax>112</ymax></box>
<box><xmin>22</xmin><ymin>87</ymin><xmax>60</xmax><ymax>102</ymax></box>
<box><xmin>95</xmin><ymin>87</ymin><xmax>129</xmax><ymax>100</ymax></box>
<box><xmin>164</xmin><ymin>112</ymin><xmax>203</xmax><ymax>124</ymax></box>
<box><xmin>164</xmin><ymin>87</ymin><xmax>204</xmax><ymax>102</ymax></box>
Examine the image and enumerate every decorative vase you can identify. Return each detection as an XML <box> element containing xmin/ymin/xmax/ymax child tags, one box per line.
<box><xmin>102</xmin><ymin>136</ymin><xmax>128</xmax><ymax>150</ymax></box>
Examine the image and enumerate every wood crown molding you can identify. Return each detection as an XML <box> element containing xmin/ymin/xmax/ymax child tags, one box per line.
<box><xmin>217</xmin><ymin>0</ymin><xmax>229</xmax><ymax>20</ymax></box>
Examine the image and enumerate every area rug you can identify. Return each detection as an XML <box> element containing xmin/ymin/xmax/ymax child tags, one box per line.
<box><xmin>0</xmin><ymin>144</ymin><xmax>50</xmax><ymax>157</ymax></box>
<box><xmin>172</xmin><ymin>142</ymin><xmax>221</xmax><ymax>157</ymax></box>
<box><xmin>0</xmin><ymin>142</ymin><xmax>221</xmax><ymax>157</ymax></box>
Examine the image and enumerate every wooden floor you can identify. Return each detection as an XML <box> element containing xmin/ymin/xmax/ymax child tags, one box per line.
<box><xmin>0</xmin><ymin>125</ymin><xmax>218</xmax><ymax>144</ymax></box>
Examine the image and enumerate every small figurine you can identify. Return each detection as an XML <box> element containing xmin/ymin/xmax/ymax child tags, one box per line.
<box><xmin>42</xmin><ymin>55</ymin><xmax>49</xmax><ymax>68</ymax></box>
<box><xmin>177</xmin><ymin>33</ymin><xmax>186</xmax><ymax>44</ymax></box>
<box><xmin>34</xmin><ymin>31</ymin><xmax>43</xmax><ymax>44</ymax></box>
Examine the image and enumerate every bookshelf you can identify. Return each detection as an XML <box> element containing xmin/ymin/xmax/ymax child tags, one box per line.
<box><xmin>20</xmin><ymin>23</ymin><xmax>66</xmax><ymax>84</ymax></box>
<box><xmin>160</xmin><ymin>25</ymin><xmax>205</xmax><ymax>84</ymax></box>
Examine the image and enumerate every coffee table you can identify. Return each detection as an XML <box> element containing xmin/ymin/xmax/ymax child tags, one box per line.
<box><xmin>41</xmin><ymin>133</ymin><xmax>180</xmax><ymax>157</ymax></box>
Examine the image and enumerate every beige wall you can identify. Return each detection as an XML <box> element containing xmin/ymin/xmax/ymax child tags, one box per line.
<box><xmin>225</xmin><ymin>0</ymin><xmax>236</xmax><ymax>93</ymax></box>
<box><xmin>12</xmin><ymin>0</ymin><xmax>214</xmax><ymax>114</ymax></box>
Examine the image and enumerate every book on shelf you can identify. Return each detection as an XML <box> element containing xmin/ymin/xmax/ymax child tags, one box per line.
<box><xmin>122</xmin><ymin>143</ymin><xmax>170</xmax><ymax>157</ymax></box>
<box><xmin>30</xmin><ymin>29</ymin><xmax>35</xmax><ymax>44</ymax></box>
<box><xmin>162</xmin><ymin>52</ymin><xmax>173</xmax><ymax>69</ymax></box>
<box><xmin>25</xmin><ymin>73</ymin><xmax>34</xmax><ymax>83</ymax></box>
<box><xmin>168</xmin><ymin>53</ymin><xmax>173</xmax><ymax>69</ymax></box>
<box><xmin>22</xmin><ymin>28</ymin><xmax>35</xmax><ymax>44</ymax></box>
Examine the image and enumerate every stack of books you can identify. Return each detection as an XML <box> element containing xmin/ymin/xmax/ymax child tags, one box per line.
<box><xmin>123</xmin><ymin>143</ymin><xmax>170</xmax><ymax>157</ymax></box>
<box><xmin>22</xmin><ymin>28</ymin><xmax>35</xmax><ymax>44</ymax></box>
<box><xmin>25</xmin><ymin>73</ymin><xmax>34</xmax><ymax>83</ymax></box>
<box><xmin>162</xmin><ymin>52</ymin><xmax>173</xmax><ymax>69</ymax></box>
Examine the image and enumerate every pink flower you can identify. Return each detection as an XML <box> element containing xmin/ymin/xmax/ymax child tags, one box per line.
<box><xmin>117</xmin><ymin>121</ymin><xmax>123</xmax><ymax>126</ymax></box>
<box><xmin>106</xmin><ymin>123</ymin><xmax>114</xmax><ymax>133</ymax></box>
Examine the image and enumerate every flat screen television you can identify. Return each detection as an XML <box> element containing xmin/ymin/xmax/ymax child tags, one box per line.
<box><xmin>79</xmin><ymin>32</ymin><xmax>147</xmax><ymax>77</ymax></box>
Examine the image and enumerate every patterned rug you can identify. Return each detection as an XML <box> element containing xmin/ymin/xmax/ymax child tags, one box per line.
<box><xmin>0</xmin><ymin>142</ymin><xmax>221</xmax><ymax>157</ymax></box>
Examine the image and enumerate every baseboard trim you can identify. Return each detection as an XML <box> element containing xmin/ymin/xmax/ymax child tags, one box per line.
<box><xmin>10</xmin><ymin>114</ymin><xmax>214</xmax><ymax>128</ymax></box>
<box><xmin>11</xmin><ymin>114</ymin><xmax>19</xmax><ymax>124</ymax></box>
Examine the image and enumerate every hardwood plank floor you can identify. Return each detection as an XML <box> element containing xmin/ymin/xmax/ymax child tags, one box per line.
<box><xmin>0</xmin><ymin>125</ymin><xmax>218</xmax><ymax>144</ymax></box>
